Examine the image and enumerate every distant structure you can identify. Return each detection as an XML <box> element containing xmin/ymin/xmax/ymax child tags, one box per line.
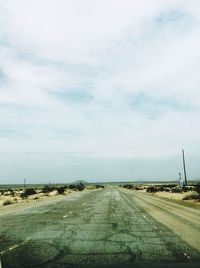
<box><xmin>178</xmin><ymin>172</ymin><xmax>185</xmax><ymax>188</ymax></box>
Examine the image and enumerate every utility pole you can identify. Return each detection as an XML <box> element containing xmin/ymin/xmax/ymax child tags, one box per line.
<box><xmin>182</xmin><ymin>149</ymin><xmax>187</xmax><ymax>186</ymax></box>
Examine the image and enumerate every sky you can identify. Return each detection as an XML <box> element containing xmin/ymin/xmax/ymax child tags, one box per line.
<box><xmin>0</xmin><ymin>0</ymin><xmax>200</xmax><ymax>184</ymax></box>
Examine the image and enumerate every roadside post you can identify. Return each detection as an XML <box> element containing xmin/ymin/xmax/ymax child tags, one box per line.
<box><xmin>179</xmin><ymin>172</ymin><xmax>184</xmax><ymax>189</ymax></box>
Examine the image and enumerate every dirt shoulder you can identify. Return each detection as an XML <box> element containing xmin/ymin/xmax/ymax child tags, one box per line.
<box><xmin>0</xmin><ymin>189</ymin><xmax>87</xmax><ymax>217</ymax></box>
<box><xmin>143</xmin><ymin>190</ymin><xmax>200</xmax><ymax>208</ymax></box>
<box><xmin>125</xmin><ymin>189</ymin><xmax>200</xmax><ymax>253</ymax></box>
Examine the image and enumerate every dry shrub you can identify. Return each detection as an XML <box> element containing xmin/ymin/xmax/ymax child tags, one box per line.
<box><xmin>182</xmin><ymin>192</ymin><xmax>200</xmax><ymax>201</ymax></box>
<box><xmin>3</xmin><ymin>199</ymin><xmax>14</xmax><ymax>206</ymax></box>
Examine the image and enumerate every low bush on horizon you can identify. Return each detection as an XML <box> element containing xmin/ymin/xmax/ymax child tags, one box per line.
<box><xmin>145</xmin><ymin>184</ymin><xmax>197</xmax><ymax>194</ymax></box>
<box><xmin>121</xmin><ymin>184</ymin><xmax>134</xmax><ymax>189</ymax></box>
<box><xmin>24</xmin><ymin>188</ymin><xmax>37</xmax><ymax>196</ymax></box>
<box><xmin>146</xmin><ymin>186</ymin><xmax>157</xmax><ymax>193</ymax></box>
<box><xmin>171</xmin><ymin>188</ymin><xmax>182</xmax><ymax>193</ymax></box>
<box><xmin>42</xmin><ymin>185</ymin><xmax>56</xmax><ymax>193</ymax></box>
<box><xmin>182</xmin><ymin>186</ymin><xmax>195</xmax><ymax>192</ymax></box>
<box><xmin>67</xmin><ymin>182</ymin><xmax>85</xmax><ymax>191</ymax></box>
<box><xmin>7</xmin><ymin>188</ymin><xmax>15</xmax><ymax>196</ymax></box>
<box><xmin>76</xmin><ymin>182</ymin><xmax>85</xmax><ymax>191</ymax></box>
<box><xmin>120</xmin><ymin>184</ymin><xmax>145</xmax><ymax>190</ymax></box>
<box><xmin>57</xmin><ymin>186</ymin><xmax>65</xmax><ymax>195</ymax></box>
<box><xmin>95</xmin><ymin>184</ymin><xmax>104</xmax><ymax>189</ymax></box>
<box><xmin>68</xmin><ymin>184</ymin><xmax>77</xmax><ymax>190</ymax></box>
<box><xmin>85</xmin><ymin>184</ymin><xmax>104</xmax><ymax>190</ymax></box>
<box><xmin>85</xmin><ymin>185</ymin><xmax>96</xmax><ymax>190</ymax></box>
<box><xmin>182</xmin><ymin>192</ymin><xmax>200</xmax><ymax>201</ymax></box>
<box><xmin>195</xmin><ymin>184</ymin><xmax>200</xmax><ymax>194</ymax></box>
<box><xmin>20</xmin><ymin>188</ymin><xmax>37</xmax><ymax>198</ymax></box>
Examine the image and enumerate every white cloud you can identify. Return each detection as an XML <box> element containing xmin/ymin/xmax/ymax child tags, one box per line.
<box><xmin>0</xmin><ymin>0</ymin><xmax>200</xmax><ymax>182</ymax></box>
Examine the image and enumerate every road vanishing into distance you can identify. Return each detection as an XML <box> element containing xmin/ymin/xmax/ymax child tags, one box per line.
<box><xmin>0</xmin><ymin>186</ymin><xmax>200</xmax><ymax>268</ymax></box>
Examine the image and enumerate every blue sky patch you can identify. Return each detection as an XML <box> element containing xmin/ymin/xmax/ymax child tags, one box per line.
<box><xmin>130</xmin><ymin>92</ymin><xmax>190</xmax><ymax>118</ymax></box>
<box><xmin>0</xmin><ymin>70</ymin><xmax>7</xmax><ymax>84</ymax></box>
<box><xmin>51</xmin><ymin>90</ymin><xmax>93</xmax><ymax>104</ymax></box>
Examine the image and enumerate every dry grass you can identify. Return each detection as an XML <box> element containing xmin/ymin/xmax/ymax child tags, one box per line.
<box><xmin>182</xmin><ymin>191</ymin><xmax>200</xmax><ymax>201</ymax></box>
<box><xmin>154</xmin><ymin>191</ymin><xmax>186</xmax><ymax>200</ymax></box>
<box><xmin>3</xmin><ymin>199</ymin><xmax>15</xmax><ymax>206</ymax></box>
<box><xmin>0</xmin><ymin>188</ymin><xmax>78</xmax><ymax>209</ymax></box>
<box><xmin>85</xmin><ymin>185</ymin><xmax>96</xmax><ymax>190</ymax></box>
<box><xmin>154</xmin><ymin>191</ymin><xmax>200</xmax><ymax>205</ymax></box>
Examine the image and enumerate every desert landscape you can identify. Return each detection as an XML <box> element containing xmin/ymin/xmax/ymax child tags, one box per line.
<box><xmin>1</xmin><ymin>181</ymin><xmax>199</xmax><ymax>211</ymax></box>
<box><xmin>0</xmin><ymin>182</ymin><xmax>200</xmax><ymax>268</ymax></box>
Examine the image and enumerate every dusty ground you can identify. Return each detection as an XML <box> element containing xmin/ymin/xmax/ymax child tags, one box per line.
<box><xmin>149</xmin><ymin>191</ymin><xmax>200</xmax><ymax>206</ymax></box>
<box><xmin>0</xmin><ymin>188</ymin><xmax>97</xmax><ymax>218</ymax></box>
<box><xmin>0</xmin><ymin>186</ymin><xmax>200</xmax><ymax>268</ymax></box>
<box><xmin>0</xmin><ymin>189</ymin><xmax>80</xmax><ymax>217</ymax></box>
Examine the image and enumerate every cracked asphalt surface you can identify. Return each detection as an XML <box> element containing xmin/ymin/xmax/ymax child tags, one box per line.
<box><xmin>0</xmin><ymin>186</ymin><xmax>200</xmax><ymax>268</ymax></box>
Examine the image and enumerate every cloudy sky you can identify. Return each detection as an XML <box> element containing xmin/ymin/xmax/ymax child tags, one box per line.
<box><xmin>0</xmin><ymin>0</ymin><xmax>200</xmax><ymax>184</ymax></box>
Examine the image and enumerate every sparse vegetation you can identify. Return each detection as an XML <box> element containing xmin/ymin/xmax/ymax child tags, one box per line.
<box><xmin>57</xmin><ymin>186</ymin><xmax>65</xmax><ymax>195</ymax></box>
<box><xmin>24</xmin><ymin>188</ymin><xmax>37</xmax><ymax>196</ymax></box>
<box><xmin>86</xmin><ymin>185</ymin><xmax>96</xmax><ymax>190</ymax></box>
<box><xmin>68</xmin><ymin>182</ymin><xmax>85</xmax><ymax>191</ymax></box>
<box><xmin>182</xmin><ymin>192</ymin><xmax>200</xmax><ymax>201</ymax></box>
<box><xmin>121</xmin><ymin>184</ymin><xmax>134</xmax><ymax>190</ymax></box>
<box><xmin>85</xmin><ymin>184</ymin><xmax>104</xmax><ymax>190</ymax></box>
<box><xmin>94</xmin><ymin>184</ymin><xmax>104</xmax><ymax>189</ymax></box>
<box><xmin>7</xmin><ymin>188</ymin><xmax>15</xmax><ymax>196</ymax></box>
<box><xmin>120</xmin><ymin>184</ymin><xmax>145</xmax><ymax>191</ymax></box>
<box><xmin>146</xmin><ymin>186</ymin><xmax>157</xmax><ymax>193</ymax></box>
<box><xmin>76</xmin><ymin>182</ymin><xmax>85</xmax><ymax>191</ymax></box>
<box><xmin>20</xmin><ymin>188</ymin><xmax>37</xmax><ymax>198</ymax></box>
<box><xmin>3</xmin><ymin>199</ymin><xmax>14</xmax><ymax>206</ymax></box>
<box><xmin>20</xmin><ymin>192</ymin><xmax>27</xmax><ymax>199</ymax></box>
<box><xmin>195</xmin><ymin>184</ymin><xmax>200</xmax><ymax>194</ymax></box>
<box><xmin>171</xmin><ymin>188</ymin><xmax>182</xmax><ymax>193</ymax></box>
<box><xmin>42</xmin><ymin>185</ymin><xmax>56</xmax><ymax>193</ymax></box>
<box><xmin>144</xmin><ymin>184</ymin><xmax>196</xmax><ymax>194</ymax></box>
<box><xmin>68</xmin><ymin>184</ymin><xmax>77</xmax><ymax>190</ymax></box>
<box><xmin>119</xmin><ymin>183</ymin><xmax>199</xmax><ymax>196</ymax></box>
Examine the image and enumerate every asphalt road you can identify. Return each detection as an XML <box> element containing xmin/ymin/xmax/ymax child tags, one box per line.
<box><xmin>0</xmin><ymin>187</ymin><xmax>200</xmax><ymax>268</ymax></box>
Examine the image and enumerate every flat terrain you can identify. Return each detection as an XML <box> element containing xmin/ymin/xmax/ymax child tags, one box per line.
<box><xmin>0</xmin><ymin>186</ymin><xmax>200</xmax><ymax>268</ymax></box>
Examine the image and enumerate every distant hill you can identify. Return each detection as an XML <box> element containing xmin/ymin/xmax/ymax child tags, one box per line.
<box><xmin>73</xmin><ymin>180</ymin><xmax>87</xmax><ymax>185</ymax></box>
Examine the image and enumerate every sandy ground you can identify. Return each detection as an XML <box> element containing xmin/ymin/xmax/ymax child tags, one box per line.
<box><xmin>0</xmin><ymin>190</ymin><xmax>76</xmax><ymax>215</ymax></box>
<box><xmin>0</xmin><ymin>186</ymin><xmax>200</xmax><ymax>267</ymax></box>
<box><xmin>0</xmin><ymin>190</ymin><xmax>58</xmax><ymax>206</ymax></box>
<box><xmin>155</xmin><ymin>191</ymin><xmax>189</xmax><ymax>200</ymax></box>
<box><xmin>147</xmin><ymin>191</ymin><xmax>200</xmax><ymax>206</ymax></box>
<box><xmin>0</xmin><ymin>188</ymin><xmax>95</xmax><ymax>217</ymax></box>
<box><xmin>1</xmin><ymin>187</ymin><xmax>199</xmax><ymax>212</ymax></box>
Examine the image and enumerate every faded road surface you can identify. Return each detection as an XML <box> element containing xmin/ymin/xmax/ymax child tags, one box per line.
<box><xmin>0</xmin><ymin>187</ymin><xmax>200</xmax><ymax>267</ymax></box>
